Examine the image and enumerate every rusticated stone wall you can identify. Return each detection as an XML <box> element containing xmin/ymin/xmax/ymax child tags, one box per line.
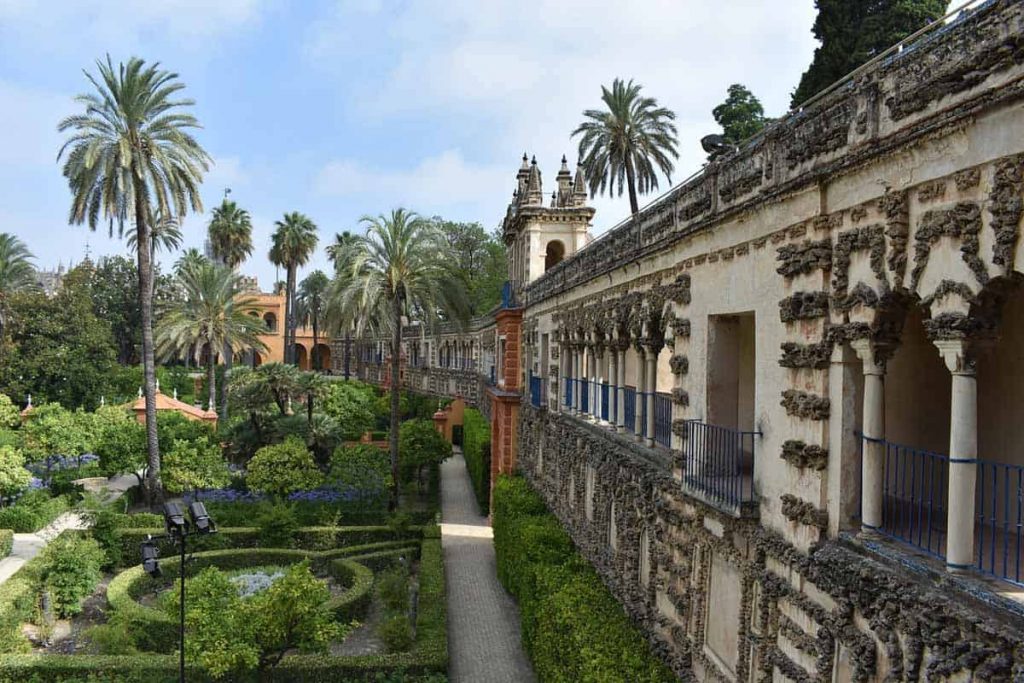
<box><xmin>517</xmin><ymin>405</ymin><xmax>1024</xmax><ymax>682</ymax></box>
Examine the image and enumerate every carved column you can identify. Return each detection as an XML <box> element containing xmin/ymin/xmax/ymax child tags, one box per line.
<box><xmin>595</xmin><ymin>343</ymin><xmax>607</xmax><ymax>424</ymax></box>
<box><xmin>634</xmin><ymin>344</ymin><xmax>646</xmax><ymax>441</ymax></box>
<box><xmin>616</xmin><ymin>343</ymin><xmax>627</xmax><ymax>432</ymax></box>
<box><xmin>935</xmin><ymin>339</ymin><xmax>978</xmax><ymax>572</ymax></box>
<box><xmin>644</xmin><ymin>345</ymin><xmax>657</xmax><ymax>448</ymax></box>
<box><xmin>851</xmin><ymin>338</ymin><xmax>888</xmax><ymax>534</ymax></box>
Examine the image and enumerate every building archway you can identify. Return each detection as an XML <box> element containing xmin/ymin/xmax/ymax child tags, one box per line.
<box><xmin>295</xmin><ymin>344</ymin><xmax>309</xmax><ymax>370</ymax></box>
<box><xmin>545</xmin><ymin>240</ymin><xmax>566</xmax><ymax>271</ymax></box>
<box><xmin>314</xmin><ymin>343</ymin><xmax>332</xmax><ymax>372</ymax></box>
<box><xmin>251</xmin><ymin>350</ymin><xmax>263</xmax><ymax>368</ymax></box>
<box><xmin>263</xmin><ymin>312</ymin><xmax>278</xmax><ymax>333</ymax></box>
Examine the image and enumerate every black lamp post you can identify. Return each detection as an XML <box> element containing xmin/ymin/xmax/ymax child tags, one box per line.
<box><xmin>140</xmin><ymin>501</ymin><xmax>217</xmax><ymax>683</ymax></box>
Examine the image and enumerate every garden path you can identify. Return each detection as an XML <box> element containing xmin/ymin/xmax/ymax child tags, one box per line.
<box><xmin>0</xmin><ymin>472</ymin><xmax>138</xmax><ymax>586</ymax></box>
<box><xmin>441</xmin><ymin>447</ymin><xmax>535</xmax><ymax>683</ymax></box>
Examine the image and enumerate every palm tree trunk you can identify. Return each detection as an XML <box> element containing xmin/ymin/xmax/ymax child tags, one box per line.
<box><xmin>625</xmin><ymin>155</ymin><xmax>640</xmax><ymax>216</ymax></box>
<box><xmin>207</xmin><ymin>353</ymin><xmax>217</xmax><ymax>412</ymax></box>
<box><xmin>134</xmin><ymin>186</ymin><xmax>162</xmax><ymax>507</ymax></box>
<box><xmin>220</xmin><ymin>338</ymin><xmax>231</xmax><ymax>420</ymax></box>
<box><xmin>285</xmin><ymin>266</ymin><xmax>297</xmax><ymax>365</ymax></box>
<box><xmin>312</xmin><ymin>319</ymin><xmax>320</xmax><ymax>371</ymax></box>
<box><xmin>389</xmin><ymin>296</ymin><xmax>402</xmax><ymax>511</ymax></box>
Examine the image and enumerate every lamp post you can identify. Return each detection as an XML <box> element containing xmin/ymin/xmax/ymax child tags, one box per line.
<box><xmin>140</xmin><ymin>501</ymin><xmax>217</xmax><ymax>683</ymax></box>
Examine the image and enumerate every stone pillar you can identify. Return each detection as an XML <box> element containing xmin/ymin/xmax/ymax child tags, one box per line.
<box><xmin>634</xmin><ymin>347</ymin><xmax>646</xmax><ymax>441</ymax></box>
<box><xmin>936</xmin><ymin>340</ymin><xmax>978</xmax><ymax>572</ymax></box>
<box><xmin>645</xmin><ymin>346</ymin><xmax>657</xmax><ymax>448</ymax></box>
<box><xmin>851</xmin><ymin>338</ymin><xmax>886</xmax><ymax>534</ymax></box>
<box><xmin>595</xmin><ymin>346</ymin><xmax>605</xmax><ymax>423</ymax></box>
<box><xmin>616</xmin><ymin>346</ymin><xmax>627</xmax><ymax>432</ymax></box>
<box><xmin>608</xmin><ymin>348</ymin><xmax>618</xmax><ymax>429</ymax></box>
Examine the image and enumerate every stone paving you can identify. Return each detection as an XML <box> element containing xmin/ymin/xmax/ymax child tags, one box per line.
<box><xmin>441</xmin><ymin>447</ymin><xmax>535</xmax><ymax>683</ymax></box>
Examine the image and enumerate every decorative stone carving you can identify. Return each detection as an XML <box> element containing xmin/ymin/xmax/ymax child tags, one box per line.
<box><xmin>780</xmin><ymin>494</ymin><xmax>828</xmax><ymax>530</ymax></box>
<box><xmin>779</xmin><ymin>291</ymin><xmax>830</xmax><ymax>323</ymax></box>
<box><xmin>832</xmin><ymin>224</ymin><xmax>886</xmax><ymax>297</ymax></box>
<box><xmin>779</xmin><ymin>342</ymin><xmax>831</xmax><ymax>370</ymax></box>
<box><xmin>911</xmin><ymin>202</ymin><xmax>988</xmax><ymax>289</ymax></box>
<box><xmin>780</xmin><ymin>440</ymin><xmax>828</xmax><ymax>470</ymax></box>
<box><xmin>780</xmin><ymin>390</ymin><xmax>830</xmax><ymax>420</ymax></box>
<box><xmin>990</xmin><ymin>154</ymin><xmax>1024</xmax><ymax>270</ymax></box>
<box><xmin>777</xmin><ymin>239</ymin><xmax>833</xmax><ymax>278</ymax></box>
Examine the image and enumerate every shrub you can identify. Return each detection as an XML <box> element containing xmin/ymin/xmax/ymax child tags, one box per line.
<box><xmin>377</xmin><ymin>566</ymin><xmax>409</xmax><ymax>612</ymax></box>
<box><xmin>492</xmin><ymin>474</ymin><xmax>675</xmax><ymax>683</ymax></box>
<box><xmin>0</xmin><ymin>395</ymin><xmax>20</xmax><ymax>430</ymax></box>
<box><xmin>87</xmin><ymin>506</ymin><xmax>123</xmax><ymax>570</ymax></box>
<box><xmin>162</xmin><ymin>437</ymin><xmax>230</xmax><ymax>495</ymax></box>
<box><xmin>398</xmin><ymin>420</ymin><xmax>451</xmax><ymax>489</ymax></box>
<box><xmin>246</xmin><ymin>437</ymin><xmax>322</xmax><ymax>498</ymax></box>
<box><xmin>0</xmin><ymin>445</ymin><xmax>32</xmax><ymax>505</ymax></box>
<box><xmin>327</xmin><ymin>444</ymin><xmax>390</xmax><ymax>506</ymax></box>
<box><xmin>321</xmin><ymin>382</ymin><xmax>375</xmax><ymax>440</ymax></box>
<box><xmin>95</xmin><ymin>416</ymin><xmax>146</xmax><ymax>485</ymax></box>
<box><xmin>257</xmin><ymin>502</ymin><xmax>299</xmax><ymax>547</ymax></box>
<box><xmin>461</xmin><ymin>408</ymin><xmax>490</xmax><ymax>515</ymax></box>
<box><xmin>0</xmin><ymin>529</ymin><xmax>12</xmax><ymax>559</ymax></box>
<box><xmin>40</xmin><ymin>535</ymin><xmax>105</xmax><ymax>618</ymax></box>
<box><xmin>378</xmin><ymin>614</ymin><xmax>413</xmax><ymax>653</ymax></box>
<box><xmin>0</xmin><ymin>491</ymin><xmax>71</xmax><ymax>533</ymax></box>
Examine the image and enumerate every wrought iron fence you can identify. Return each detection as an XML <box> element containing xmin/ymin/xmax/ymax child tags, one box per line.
<box><xmin>871</xmin><ymin>436</ymin><xmax>949</xmax><ymax>560</ymax></box>
<box><xmin>654</xmin><ymin>392</ymin><xmax>672</xmax><ymax>448</ymax></box>
<box><xmin>600</xmin><ymin>382</ymin><xmax>610</xmax><ymax>422</ymax></box>
<box><xmin>529</xmin><ymin>374</ymin><xmax>544</xmax><ymax>409</ymax></box>
<box><xmin>580</xmin><ymin>379</ymin><xmax>590</xmax><ymax>414</ymax></box>
<box><xmin>976</xmin><ymin>459</ymin><xmax>1024</xmax><ymax>586</ymax></box>
<box><xmin>624</xmin><ymin>386</ymin><xmax>636</xmax><ymax>434</ymax></box>
<box><xmin>564</xmin><ymin>376</ymin><xmax>573</xmax><ymax>408</ymax></box>
<box><xmin>682</xmin><ymin>420</ymin><xmax>758</xmax><ymax>511</ymax></box>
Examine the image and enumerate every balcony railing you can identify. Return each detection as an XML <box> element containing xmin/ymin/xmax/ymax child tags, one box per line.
<box><xmin>624</xmin><ymin>386</ymin><xmax>636</xmax><ymax>434</ymax></box>
<box><xmin>682</xmin><ymin>420</ymin><xmax>758</xmax><ymax>511</ymax></box>
<box><xmin>600</xmin><ymin>382</ymin><xmax>610</xmax><ymax>422</ymax></box>
<box><xmin>654</xmin><ymin>392</ymin><xmax>672</xmax><ymax>448</ymax></box>
<box><xmin>564</xmin><ymin>377</ymin><xmax>573</xmax><ymax>408</ymax></box>
<box><xmin>976</xmin><ymin>459</ymin><xmax>1024</xmax><ymax>586</ymax></box>
<box><xmin>501</xmin><ymin>280</ymin><xmax>521</xmax><ymax>309</ymax></box>
<box><xmin>874</xmin><ymin>436</ymin><xmax>948</xmax><ymax>560</ymax></box>
<box><xmin>529</xmin><ymin>374</ymin><xmax>544</xmax><ymax>408</ymax></box>
<box><xmin>580</xmin><ymin>379</ymin><xmax>590</xmax><ymax>414</ymax></box>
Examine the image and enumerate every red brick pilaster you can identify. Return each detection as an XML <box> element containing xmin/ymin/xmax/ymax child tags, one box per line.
<box><xmin>488</xmin><ymin>308</ymin><xmax>523</xmax><ymax>514</ymax></box>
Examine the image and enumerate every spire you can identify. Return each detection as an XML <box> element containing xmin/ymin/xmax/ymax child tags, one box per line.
<box><xmin>550</xmin><ymin>191</ymin><xmax>557</xmax><ymax>208</ymax></box>
<box><xmin>526</xmin><ymin>156</ymin><xmax>543</xmax><ymax>205</ymax></box>
<box><xmin>556</xmin><ymin>154</ymin><xmax>573</xmax><ymax>206</ymax></box>
<box><xmin>516</xmin><ymin>152</ymin><xmax>531</xmax><ymax>198</ymax></box>
<box><xmin>572</xmin><ymin>160</ymin><xmax>588</xmax><ymax>206</ymax></box>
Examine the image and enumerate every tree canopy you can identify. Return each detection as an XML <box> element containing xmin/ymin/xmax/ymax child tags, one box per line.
<box><xmin>711</xmin><ymin>84</ymin><xmax>768</xmax><ymax>149</ymax></box>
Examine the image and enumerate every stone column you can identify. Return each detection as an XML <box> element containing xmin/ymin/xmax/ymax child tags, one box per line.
<box><xmin>851</xmin><ymin>339</ymin><xmax>886</xmax><ymax>534</ymax></box>
<box><xmin>595</xmin><ymin>346</ymin><xmax>606</xmax><ymax>423</ymax></box>
<box><xmin>936</xmin><ymin>340</ymin><xmax>978</xmax><ymax>572</ymax></box>
<box><xmin>645</xmin><ymin>346</ymin><xmax>657</xmax><ymax>448</ymax></box>
<box><xmin>616</xmin><ymin>346</ymin><xmax>627</xmax><ymax>432</ymax></box>
<box><xmin>634</xmin><ymin>347</ymin><xmax>646</xmax><ymax>441</ymax></box>
<box><xmin>608</xmin><ymin>348</ymin><xmax>619</xmax><ymax>429</ymax></box>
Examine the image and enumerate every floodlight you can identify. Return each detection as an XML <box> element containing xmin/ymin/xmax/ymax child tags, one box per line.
<box><xmin>141</xmin><ymin>539</ymin><xmax>161</xmax><ymax>578</ymax></box>
<box><xmin>188</xmin><ymin>501</ymin><xmax>215</xmax><ymax>534</ymax></box>
<box><xmin>163</xmin><ymin>501</ymin><xmax>190</xmax><ymax>537</ymax></box>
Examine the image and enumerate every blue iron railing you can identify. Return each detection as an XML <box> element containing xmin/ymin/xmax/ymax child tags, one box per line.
<box><xmin>580</xmin><ymin>379</ymin><xmax>590</xmax><ymax>414</ymax></box>
<box><xmin>564</xmin><ymin>377</ymin><xmax>573</xmax><ymax>407</ymax></box>
<box><xmin>976</xmin><ymin>459</ymin><xmax>1024</xmax><ymax>586</ymax></box>
<box><xmin>654</xmin><ymin>392</ymin><xmax>672</xmax><ymax>448</ymax></box>
<box><xmin>600</xmin><ymin>382</ymin><xmax>610</xmax><ymax>422</ymax></box>
<box><xmin>501</xmin><ymin>280</ymin><xmax>521</xmax><ymax>309</ymax></box>
<box><xmin>638</xmin><ymin>392</ymin><xmax>648</xmax><ymax>437</ymax></box>
<box><xmin>623</xmin><ymin>386</ymin><xmax>636</xmax><ymax>434</ymax></box>
<box><xmin>872</xmin><ymin>436</ymin><xmax>948</xmax><ymax>560</ymax></box>
<box><xmin>682</xmin><ymin>420</ymin><xmax>758</xmax><ymax>510</ymax></box>
<box><xmin>488</xmin><ymin>365</ymin><xmax>496</xmax><ymax>385</ymax></box>
<box><xmin>529</xmin><ymin>374</ymin><xmax>544</xmax><ymax>408</ymax></box>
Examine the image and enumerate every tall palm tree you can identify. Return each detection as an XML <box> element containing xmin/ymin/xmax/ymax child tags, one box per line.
<box><xmin>572</xmin><ymin>78</ymin><xmax>679</xmax><ymax>216</ymax></box>
<box><xmin>296</xmin><ymin>270</ymin><xmax>329</xmax><ymax>372</ymax></box>
<box><xmin>327</xmin><ymin>231</ymin><xmax>362</xmax><ymax>379</ymax></box>
<box><xmin>326</xmin><ymin>230</ymin><xmax>358</xmax><ymax>269</ymax></box>
<box><xmin>208</xmin><ymin>198</ymin><xmax>254</xmax><ymax>419</ymax></box>
<box><xmin>155</xmin><ymin>262</ymin><xmax>267</xmax><ymax>412</ymax></box>
<box><xmin>58</xmin><ymin>55</ymin><xmax>210</xmax><ymax>503</ymax></box>
<box><xmin>127</xmin><ymin>211</ymin><xmax>183</xmax><ymax>257</ymax></box>
<box><xmin>0</xmin><ymin>233</ymin><xmax>39</xmax><ymax>340</ymax></box>
<box><xmin>328</xmin><ymin>208</ymin><xmax>469</xmax><ymax>510</ymax></box>
<box><xmin>269</xmin><ymin>212</ymin><xmax>318</xmax><ymax>366</ymax></box>
<box><xmin>174</xmin><ymin>248</ymin><xmax>207</xmax><ymax>276</ymax></box>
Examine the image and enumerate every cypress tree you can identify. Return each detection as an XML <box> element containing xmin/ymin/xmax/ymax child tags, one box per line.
<box><xmin>791</xmin><ymin>0</ymin><xmax>948</xmax><ymax>108</ymax></box>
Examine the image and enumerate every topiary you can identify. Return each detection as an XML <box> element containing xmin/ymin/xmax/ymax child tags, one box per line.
<box><xmin>377</xmin><ymin>614</ymin><xmax>413</xmax><ymax>652</ymax></box>
<box><xmin>257</xmin><ymin>502</ymin><xmax>299</xmax><ymax>548</ymax></box>
<box><xmin>40</xmin><ymin>535</ymin><xmax>105</xmax><ymax>618</ymax></box>
<box><xmin>246</xmin><ymin>436</ymin><xmax>322</xmax><ymax>499</ymax></box>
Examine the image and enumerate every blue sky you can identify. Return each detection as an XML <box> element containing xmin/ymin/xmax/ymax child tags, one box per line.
<box><xmin>0</xmin><ymin>0</ymin><xmax>829</xmax><ymax>287</ymax></box>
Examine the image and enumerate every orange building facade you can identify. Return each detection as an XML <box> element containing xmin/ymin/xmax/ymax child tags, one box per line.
<box><xmin>246</xmin><ymin>288</ymin><xmax>334</xmax><ymax>372</ymax></box>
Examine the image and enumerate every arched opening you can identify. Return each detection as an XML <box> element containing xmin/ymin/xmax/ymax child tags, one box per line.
<box><xmin>544</xmin><ymin>240</ymin><xmax>565</xmax><ymax>272</ymax></box>
<box><xmin>263</xmin><ymin>312</ymin><xmax>278</xmax><ymax>333</ymax></box>
<box><xmin>638</xmin><ymin>528</ymin><xmax>651</xmax><ymax>588</ymax></box>
<box><xmin>251</xmin><ymin>351</ymin><xmax>263</xmax><ymax>368</ymax></box>
<box><xmin>295</xmin><ymin>344</ymin><xmax>309</xmax><ymax>370</ymax></box>
<box><xmin>314</xmin><ymin>343</ymin><xmax>332</xmax><ymax>373</ymax></box>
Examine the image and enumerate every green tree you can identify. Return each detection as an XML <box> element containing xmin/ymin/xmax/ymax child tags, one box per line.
<box><xmin>296</xmin><ymin>270</ymin><xmax>329</xmax><ymax>371</ymax></box>
<box><xmin>246</xmin><ymin>436</ymin><xmax>322</xmax><ymax>497</ymax></box>
<box><xmin>0</xmin><ymin>233</ymin><xmax>39</xmax><ymax>341</ymax></box>
<box><xmin>328</xmin><ymin>444</ymin><xmax>391</xmax><ymax>505</ymax></box>
<box><xmin>40</xmin><ymin>535</ymin><xmax>105</xmax><ymax>618</ymax></box>
<box><xmin>175</xmin><ymin>248</ymin><xmax>207</xmax><ymax>277</ymax></box>
<box><xmin>208</xmin><ymin>198</ymin><xmax>255</xmax><ymax>420</ymax></box>
<box><xmin>269</xmin><ymin>213</ymin><xmax>318</xmax><ymax>366</ymax></box>
<box><xmin>791</xmin><ymin>0</ymin><xmax>948</xmax><ymax>107</ymax></box>
<box><xmin>58</xmin><ymin>55</ymin><xmax>211</xmax><ymax>503</ymax></box>
<box><xmin>327</xmin><ymin>209</ymin><xmax>469</xmax><ymax>509</ymax></box>
<box><xmin>0</xmin><ymin>445</ymin><xmax>31</xmax><ymax>505</ymax></box>
<box><xmin>712</xmin><ymin>84</ymin><xmax>768</xmax><ymax>149</ymax></box>
<box><xmin>326</xmin><ymin>231</ymin><xmax>360</xmax><ymax>378</ymax></box>
<box><xmin>427</xmin><ymin>218</ymin><xmax>508</xmax><ymax>314</ymax></box>
<box><xmin>573</xmin><ymin>78</ymin><xmax>679</xmax><ymax>216</ymax></box>
<box><xmin>0</xmin><ymin>395</ymin><xmax>20</xmax><ymax>430</ymax></box>
<box><xmin>155</xmin><ymin>262</ymin><xmax>267</xmax><ymax>412</ymax></box>
<box><xmin>162</xmin><ymin>436</ymin><xmax>230</xmax><ymax>494</ymax></box>
<box><xmin>0</xmin><ymin>286</ymin><xmax>117</xmax><ymax>410</ymax></box>
<box><xmin>398</xmin><ymin>418</ymin><xmax>452</xmax><ymax>491</ymax></box>
<box><xmin>321</xmin><ymin>381</ymin><xmax>375</xmax><ymax>439</ymax></box>
<box><xmin>95</xmin><ymin>414</ymin><xmax>147</xmax><ymax>488</ymax></box>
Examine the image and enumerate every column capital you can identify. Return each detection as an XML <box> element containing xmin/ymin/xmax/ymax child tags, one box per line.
<box><xmin>850</xmin><ymin>338</ymin><xmax>894</xmax><ymax>375</ymax></box>
<box><xmin>933</xmin><ymin>339</ymin><xmax>978</xmax><ymax>376</ymax></box>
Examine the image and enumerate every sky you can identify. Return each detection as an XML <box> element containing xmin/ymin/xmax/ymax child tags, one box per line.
<box><xmin>0</xmin><ymin>0</ymin><xmax>826</xmax><ymax>288</ymax></box>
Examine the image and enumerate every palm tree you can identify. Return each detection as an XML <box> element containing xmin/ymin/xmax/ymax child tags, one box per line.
<box><xmin>155</xmin><ymin>262</ymin><xmax>267</xmax><ymax>412</ymax></box>
<box><xmin>175</xmin><ymin>248</ymin><xmax>207</xmax><ymax>276</ymax></box>
<box><xmin>572</xmin><ymin>78</ymin><xmax>679</xmax><ymax>216</ymax></box>
<box><xmin>58</xmin><ymin>55</ymin><xmax>210</xmax><ymax>503</ymax></box>
<box><xmin>0</xmin><ymin>233</ymin><xmax>39</xmax><ymax>340</ymax></box>
<box><xmin>327</xmin><ymin>231</ymin><xmax>361</xmax><ymax>379</ymax></box>
<box><xmin>296</xmin><ymin>270</ymin><xmax>329</xmax><ymax>372</ymax></box>
<box><xmin>208</xmin><ymin>198</ymin><xmax>254</xmax><ymax>419</ymax></box>
<box><xmin>127</xmin><ymin>211</ymin><xmax>183</xmax><ymax>257</ymax></box>
<box><xmin>269</xmin><ymin>212</ymin><xmax>318</xmax><ymax>366</ymax></box>
<box><xmin>328</xmin><ymin>208</ymin><xmax>469</xmax><ymax>510</ymax></box>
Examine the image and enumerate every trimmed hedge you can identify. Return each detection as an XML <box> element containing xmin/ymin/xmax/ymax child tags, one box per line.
<box><xmin>0</xmin><ymin>494</ymin><xmax>72</xmax><ymax>533</ymax></box>
<box><xmin>0</xmin><ymin>530</ymin><xmax>12</xmax><ymax>560</ymax></box>
<box><xmin>461</xmin><ymin>409</ymin><xmax>491</xmax><ymax>515</ymax></box>
<box><xmin>492</xmin><ymin>475</ymin><xmax>675</xmax><ymax>682</ymax></box>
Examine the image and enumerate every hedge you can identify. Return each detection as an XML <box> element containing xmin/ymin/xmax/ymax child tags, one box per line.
<box><xmin>492</xmin><ymin>475</ymin><xmax>676</xmax><ymax>683</ymax></box>
<box><xmin>461</xmin><ymin>409</ymin><xmax>491</xmax><ymax>515</ymax></box>
<box><xmin>0</xmin><ymin>531</ymin><xmax>12</xmax><ymax>560</ymax></box>
<box><xmin>0</xmin><ymin>495</ymin><xmax>72</xmax><ymax>533</ymax></box>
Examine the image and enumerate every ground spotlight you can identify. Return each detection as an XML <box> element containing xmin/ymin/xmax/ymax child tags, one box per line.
<box><xmin>163</xmin><ymin>501</ymin><xmax>190</xmax><ymax>538</ymax></box>
<box><xmin>188</xmin><ymin>501</ymin><xmax>216</xmax><ymax>534</ymax></box>
<box><xmin>141</xmin><ymin>538</ymin><xmax>161</xmax><ymax>578</ymax></box>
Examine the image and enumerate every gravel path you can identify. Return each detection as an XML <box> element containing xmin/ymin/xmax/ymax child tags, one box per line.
<box><xmin>441</xmin><ymin>447</ymin><xmax>535</xmax><ymax>683</ymax></box>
